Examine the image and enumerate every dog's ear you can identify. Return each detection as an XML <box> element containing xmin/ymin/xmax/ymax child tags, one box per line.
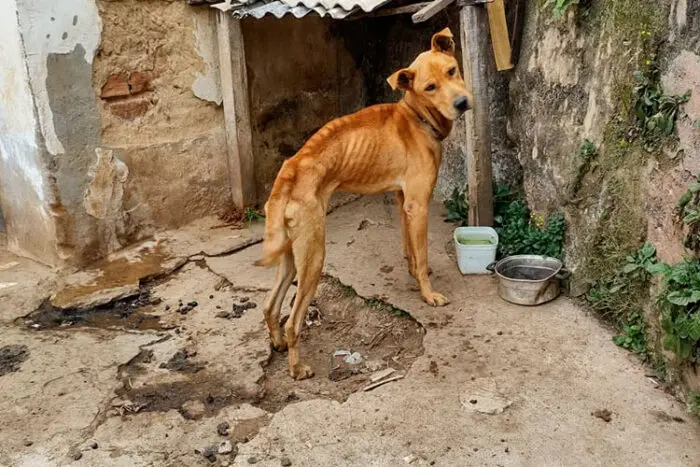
<box><xmin>431</xmin><ymin>28</ymin><xmax>455</xmax><ymax>56</ymax></box>
<box><xmin>387</xmin><ymin>68</ymin><xmax>415</xmax><ymax>91</ymax></box>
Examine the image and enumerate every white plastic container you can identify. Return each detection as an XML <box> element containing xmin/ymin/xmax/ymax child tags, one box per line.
<box><xmin>453</xmin><ymin>226</ymin><xmax>499</xmax><ymax>274</ymax></box>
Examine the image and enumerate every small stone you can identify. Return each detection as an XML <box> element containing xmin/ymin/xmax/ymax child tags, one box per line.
<box><xmin>218</xmin><ymin>440</ymin><xmax>234</xmax><ymax>455</ymax></box>
<box><xmin>72</xmin><ymin>451</ymin><xmax>83</xmax><ymax>461</ymax></box>
<box><xmin>90</xmin><ymin>441</ymin><xmax>98</xmax><ymax>449</ymax></box>
<box><xmin>209</xmin><ymin>295</ymin><xmax>214</xmax><ymax>299</ymax></box>
<box><xmin>280</xmin><ymin>457</ymin><xmax>292</xmax><ymax>467</ymax></box>
<box><xmin>248</xmin><ymin>457</ymin><xmax>258</xmax><ymax>464</ymax></box>
<box><xmin>188</xmin><ymin>301</ymin><xmax>198</xmax><ymax>307</ymax></box>
<box><xmin>217</xmin><ymin>421</ymin><xmax>230</xmax><ymax>436</ymax></box>
<box><xmin>23</xmin><ymin>440</ymin><xmax>33</xmax><ymax>447</ymax></box>
<box><xmin>181</xmin><ymin>400</ymin><xmax>206</xmax><ymax>419</ymax></box>
<box><xmin>240</xmin><ymin>297</ymin><xmax>250</xmax><ymax>303</ymax></box>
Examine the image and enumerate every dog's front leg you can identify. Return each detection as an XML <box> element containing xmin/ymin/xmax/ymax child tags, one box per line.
<box><xmin>397</xmin><ymin>190</ymin><xmax>433</xmax><ymax>278</ymax></box>
<box><xmin>402</xmin><ymin>196</ymin><xmax>449</xmax><ymax>307</ymax></box>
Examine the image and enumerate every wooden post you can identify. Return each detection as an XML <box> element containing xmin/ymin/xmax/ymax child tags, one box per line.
<box><xmin>486</xmin><ymin>0</ymin><xmax>513</xmax><ymax>71</ymax></box>
<box><xmin>217</xmin><ymin>11</ymin><xmax>256</xmax><ymax>208</ymax></box>
<box><xmin>460</xmin><ymin>5</ymin><xmax>493</xmax><ymax>227</ymax></box>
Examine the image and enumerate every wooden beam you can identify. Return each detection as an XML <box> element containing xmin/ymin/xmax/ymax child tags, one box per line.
<box><xmin>411</xmin><ymin>0</ymin><xmax>455</xmax><ymax>23</ymax></box>
<box><xmin>486</xmin><ymin>0</ymin><xmax>513</xmax><ymax>71</ymax></box>
<box><xmin>217</xmin><ymin>11</ymin><xmax>256</xmax><ymax>208</ymax></box>
<box><xmin>460</xmin><ymin>5</ymin><xmax>493</xmax><ymax>226</ymax></box>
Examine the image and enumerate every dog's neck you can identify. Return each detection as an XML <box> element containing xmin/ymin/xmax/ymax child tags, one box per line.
<box><xmin>399</xmin><ymin>95</ymin><xmax>452</xmax><ymax>141</ymax></box>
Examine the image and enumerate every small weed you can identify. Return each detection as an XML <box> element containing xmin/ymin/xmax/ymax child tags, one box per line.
<box><xmin>543</xmin><ymin>0</ymin><xmax>579</xmax><ymax>18</ymax></box>
<box><xmin>648</xmin><ymin>258</ymin><xmax>700</xmax><ymax>363</ymax></box>
<box><xmin>567</xmin><ymin>139</ymin><xmax>599</xmax><ymax>200</ymax></box>
<box><xmin>365</xmin><ymin>298</ymin><xmax>410</xmax><ymax>318</ymax></box>
<box><xmin>688</xmin><ymin>391</ymin><xmax>700</xmax><ymax>418</ymax></box>
<box><xmin>675</xmin><ymin>174</ymin><xmax>700</xmax><ymax>251</ymax></box>
<box><xmin>244</xmin><ymin>207</ymin><xmax>265</xmax><ymax>223</ymax></box>
<box><xmin>632</xmin><ymin>69</ymin><xmax>690</xmax><ymax>152</ymax></box>
<box><xmin>613</xmin><ymin>313</ymin><xmax>647</xmax><ymax>356</ymax></box>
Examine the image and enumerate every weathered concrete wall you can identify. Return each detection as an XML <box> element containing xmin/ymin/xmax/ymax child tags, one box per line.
<box><xmin>0</xmin><ymin>0</ymin><xmax>231</xmax><ymax>267</ymax></box>
<box><xmin>509</xmin><ymin>0</ymin><xmax>700</xmax><ymax>391</ymax></box>
<box><xmin>0</xmin><ymin>0</ymin><xmax>60</xmax><ymax>265</ymax></box>
<box><xmin>243</xmin><ymin>16</ymin><xmax>364</xmax><ymax>202</ymax></box>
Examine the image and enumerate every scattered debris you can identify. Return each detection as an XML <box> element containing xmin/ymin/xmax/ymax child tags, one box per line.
<box><xmin>650</xmin><ymin>410</ymin><xmax>685</xmax><ymax>423</ymax></box>
<box><xmin>247</xmin><ymin>457</ymin><xmax>258</xmax><ymax>464</ymax></box>
<box><xmin>370</xmin><ymin>368</ymin><xmax>395</xmax><ymax>383</ymax></box>
<box><xmin>404</xmin><ymin>453</ymin><xmax>419</xmax><ymax>464</ymax></box>
<box><xmin>197</xmin><ymin>445</ymin><xmax>218</xmax><ymax>463</ymax></box>
<box><xmin>429</xmin><ymin>360</ymin><xmax>439</xmax><ymax>378</ymax></box>
<box><xmin>357</xmin><ymin>218</ymin><xmax>378</xmax><ymax>230</ymax></box>
<box><xmin>217</xmin><ymin>421</ymin><xmax>231</xmax><ymax>436</ymax></box>
<box><xmin>459</xmin><ymin>379</ymin><xmax>512</xmax><ymax>415</ymax></box>
<box><xmin>110</xmin><ymin>398</ymin><xmax>145</xmax><ymax>416</ymax></box>
<box><xmin>217</xmin><ymin>300</ymin><xmax>257</xmax><ymax>319</ymax></box>
<box><xmin>72</xmin><ymin>451</ymin><xmax>83</xmax><ymax>461</ymax></box>
<box><xmin>363</xmin><ymin>374</ymin><xmax>405</xmax><ymax>392</ymax></box>
<box><xmin>305</xmin><ymin>306</ymin><xmax>322</xmax><ymax>327</ymax></box>
<box><xmin>592</xmin><ymin>409</ymin><xmax>613</xmax><ymax>422</ymax></box>
<box><xmin>380</xmin><ymin>265</ymin><xmax>394</xmax><ymax>274</ymax></box>
<box><xmin>218</xmin><ymin>440</ymin><xmax>234</xmax><ymax>455</ymax></box>
<box><xmin>0</xmin><ymin>344</ymin><xmax>29</xmax><ymax>377</ymax></box>
<box><xmin>280</xmin><ymin>457</ymin><xmax>292</xmax><ymax>467</ymax></box>
<box><xmin>159</xmin><ymin>349</ymin><xmax>204</xmax><ymax>373</ymax></box>
<box><xmin>181</xmin><ymin>400</ymin><xmax>207</xmax><ymax>420</ymax></box>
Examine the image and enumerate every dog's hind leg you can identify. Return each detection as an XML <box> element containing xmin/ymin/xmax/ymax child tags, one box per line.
<box><xmin>263</xmin><ymin>249</ymin><xmax>296</xmax><ymax>351</ymax></box>
<box><xmin>284</xmin><ymin>202</ymin><xmax>325</xmax><ymax>380</ymax></box>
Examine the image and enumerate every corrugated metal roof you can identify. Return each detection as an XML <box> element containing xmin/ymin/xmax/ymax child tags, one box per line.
<box><xmin>212</xmin><ymin>0</ymin><xmax>392</xmax><ymax>19</ymax></box>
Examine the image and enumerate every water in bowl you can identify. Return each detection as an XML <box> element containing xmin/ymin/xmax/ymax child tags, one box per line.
<box><xmin>456</xmin><ymin>235</ymin><xmax>494</xmax><ymax>246</ymax></box>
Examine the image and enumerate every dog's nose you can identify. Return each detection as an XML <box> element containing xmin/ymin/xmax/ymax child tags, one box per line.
<box><xmin>453</xmin><ymin>95</ymin><xmax>469</xmax><ymax>113</ymax></box>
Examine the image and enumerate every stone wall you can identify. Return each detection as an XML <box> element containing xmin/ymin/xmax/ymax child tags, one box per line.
<box><xmin>509</xmin><ymin>0</ymin><xmax>700</xmax><ymax>391</ymax></box>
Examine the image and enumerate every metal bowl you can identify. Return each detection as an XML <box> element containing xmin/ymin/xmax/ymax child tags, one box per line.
<box><xmin>486</xmin><ymin>255</ymin><xmax>570</xmax><ymax>306</ymax></box>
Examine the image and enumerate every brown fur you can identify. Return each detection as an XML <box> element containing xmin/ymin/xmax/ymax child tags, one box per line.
<box><xmin>256</xmin><ymin>28</ymin><xmax>471</xmax><ymax>380</ymax></box>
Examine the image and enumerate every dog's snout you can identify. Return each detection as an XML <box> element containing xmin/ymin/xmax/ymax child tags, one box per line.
<box><xmin>453</xmin><ymin>95</ymin><xmax>469</xmax><ymax>113</ymax></box>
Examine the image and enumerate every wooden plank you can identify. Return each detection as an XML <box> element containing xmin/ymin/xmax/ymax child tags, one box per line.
<box><xmin>217</xmin><ymin>11</ymin><xmax>256</xmax><ymax>208</ymax></box>
<box><xmin>411</xmin><ymin>0</ymin><xmax>455</xmax><ymax>23</ymax></box>
<box><xmin>460</xmin><ymin>5</ymin><xmax>493</xmax><ymax>226</ymax></box>
<box><xmin>486</xmin><ymin>0</ymin><xmax>513</xmax><ymax>71</ymax></box>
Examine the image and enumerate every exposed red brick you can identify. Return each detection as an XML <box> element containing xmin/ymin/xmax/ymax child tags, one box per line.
<box><xmin>101</xmin><ymin>73</ymin><xmax>130</xmax><ymax>99</ymax></box>
<box><xmin>107</xmin><ymin>96</ymin><xmax>152</xmax><ymax>120</ymax></box>
<box><xmin>128</xmin><ymin>71</ymin><xmax>153</xmax><ymax>95</ymax></box>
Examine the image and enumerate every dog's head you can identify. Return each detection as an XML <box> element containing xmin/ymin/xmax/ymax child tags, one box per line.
<box><xmin>387</xmin><ymin>28</ymin><xmax>471</xmax><ymax>121</ymax></box>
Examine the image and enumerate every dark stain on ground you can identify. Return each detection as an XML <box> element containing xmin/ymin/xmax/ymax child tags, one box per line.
<box><xmin>22</xmin><ymin>286</ymin><xmax>170</xmax><ymax>332</ymax></box>
<box><xmin>0</xmin><ymin>344</ymin><xmax>30</xmax><ymax>376</ymax></box>
<box><xmin>650</xmin><ymin>410</ymin><xmax>686</xmax><ymax>424</ymax></box>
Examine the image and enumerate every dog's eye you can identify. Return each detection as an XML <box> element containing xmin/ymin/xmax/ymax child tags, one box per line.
<box><xmin>448</xmin><ymin>67</ymin><xmax>456</xmax><ymax>77</ymax></box>
<box><xmin>424</xmin><ymin>84</ymin><xmax>436</xmax><ymax>92</ymax></box>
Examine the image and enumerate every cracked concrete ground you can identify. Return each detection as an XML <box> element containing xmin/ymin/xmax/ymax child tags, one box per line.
<box><xmin>0</xmin><ymin>197</ymin><xmax>699</xmax><ymax>467</ymax></box>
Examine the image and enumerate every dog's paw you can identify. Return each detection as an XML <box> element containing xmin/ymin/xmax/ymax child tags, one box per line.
<box><xmin>423</xmin><ymin>291</ymin><xmax>450</xmax><ymax>307</ymax></box>
<box><xmin>270</xmin><ymin>337</ymin><xmax>288</xmax><ymax>352</ymax></box>
<box><xmin>290</xmin><ymin>363</ymin><xmax>314</xmax><ymax>380</ymax></box>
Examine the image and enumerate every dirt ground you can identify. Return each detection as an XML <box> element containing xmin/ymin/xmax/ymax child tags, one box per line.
<box><xmin>0</xmin><ymin>195</ymin><xmax>699</xmax><ymax>467</ymax></box>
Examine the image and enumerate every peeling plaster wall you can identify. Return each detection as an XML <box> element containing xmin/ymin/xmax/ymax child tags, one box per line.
<box><xmin>94</xmin><ymin>0</ymin><xmax>229</xmax><ymax>236</ymax></box>
<box><xmin>0</xmin><ymin>0</ymin><xmax>59</xmax><ymax>265</ymax></box>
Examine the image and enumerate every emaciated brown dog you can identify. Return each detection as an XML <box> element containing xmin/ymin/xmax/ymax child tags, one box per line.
<box><xmin>255</xmin><ymin>28</ymin><xmax>471</xmax><ymax>380</ymax></box>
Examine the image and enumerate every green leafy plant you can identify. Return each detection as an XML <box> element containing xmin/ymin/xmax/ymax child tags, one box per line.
<box><xmin>676</xmin><ymin>174</ymin><xmax>700</xmax><ymax>251</ymax></box>
<box><xmin>648</xmin><ymin>258</ymin><xmax>700</xmax><ymax>362</ymax></box>
<box><xmin>443</xmin><ymin>184</ymin><xmax>517</xmax><ymax>227</ymax></box>
<box><xmin>632</xmin><ymin>69</ymin><xmax>690</xmax><ymax>151</ymax></box>
<box><xmin>613</xmin><ymin>314</ymin><xmax>647</xmax><ymax>356</ymax></box>
<box><xmin>543</xmin><ymin>0</ymin><xmax>579</xmax><ymax>18</ymax></box>
<box><xmin>497</xmin><ymin>201</ymin><xmax>565</xmax><ymax>259</ymax></box>
<box><xmin>567</xmin><ymin>139</ymin><xmax>599</xmax><ymax>201</ymax></box>
<box><xmin>587</xmin><ymin>242</ymin><xmax>657</xmax><ymax>359</ymax></box>
<box><xmin>689</xmin><ymin>391</ymin><xmax>700</xmax><ymax>418</ymax></box>
<box><xmin>244</xmin><ymin>207</ymin><xmax>265</xmax><ymax>223</ymax></box>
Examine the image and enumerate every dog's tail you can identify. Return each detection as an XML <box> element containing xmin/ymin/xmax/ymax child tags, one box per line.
<box><xmin>254</xmin><ymin>165</ymin><xmax>294</xmax><ymax>267</ymax></box>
